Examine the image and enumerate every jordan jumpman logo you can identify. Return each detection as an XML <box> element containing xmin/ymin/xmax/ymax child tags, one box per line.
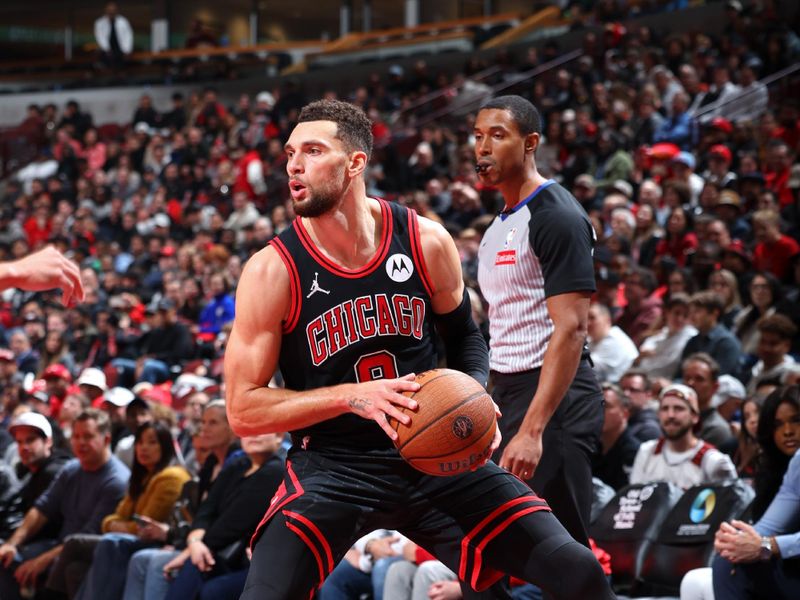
<box><xmin>306</xmin><ymin>272</ymin><xmax>330</xmax><ymax>298</ymax></box>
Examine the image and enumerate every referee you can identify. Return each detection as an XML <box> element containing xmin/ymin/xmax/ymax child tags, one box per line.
<box><xmin>475</xmin><ymin>95</ymin><xmax>603</xmax><ymax>546</ymax></box>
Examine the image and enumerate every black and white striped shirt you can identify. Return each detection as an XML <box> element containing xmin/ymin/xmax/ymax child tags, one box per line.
<box><xmin>477</xmin><ymin>180</ymin><xmax>596</xmax><ymax>373</ymax></box>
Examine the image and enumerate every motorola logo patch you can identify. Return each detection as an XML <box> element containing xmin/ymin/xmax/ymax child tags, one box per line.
<box><xmin>385</xmin><ymin>253</ymin><xmax>414</xmax><ymax>283</ymax></box>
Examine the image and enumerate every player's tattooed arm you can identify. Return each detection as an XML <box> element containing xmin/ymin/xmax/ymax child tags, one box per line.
<box><xmin>348</xmin><ymin>397</ymin><xmax>372</xmax><ymax>413</ymax></box>
<box><xmin>342</xmin><ymin>378</ymin><xmax>420</xmax><ymax>440</ymax></box>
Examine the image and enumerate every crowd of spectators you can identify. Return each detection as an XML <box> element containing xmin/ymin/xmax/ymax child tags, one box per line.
<box><xmin>0</xmin><ymin>0</ymin><xmax>800</xmax><ymax>598</ymax></box>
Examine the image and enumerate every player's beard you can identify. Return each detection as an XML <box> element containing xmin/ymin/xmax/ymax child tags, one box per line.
<box><xmin>293</xmin><ymin>164</ymin><xmax>346</xmax><ymax>218</ymax></box>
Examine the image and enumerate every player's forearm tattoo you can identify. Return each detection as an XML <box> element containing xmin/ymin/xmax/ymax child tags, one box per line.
<box><xmin>349</xmin><ymin>397</ymin><xmax>371</xmax><ymax>412</ymax></box>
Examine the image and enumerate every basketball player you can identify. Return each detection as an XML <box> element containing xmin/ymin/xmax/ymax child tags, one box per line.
<box><xmin>475</xmin><ymin>95</ymin><xmax>604</xmax><ymax>547</ymax></box>
<box><xmin>225</xmin><ymin>100</ymin><xmax>614</xmax><ymax>599</ymax></box>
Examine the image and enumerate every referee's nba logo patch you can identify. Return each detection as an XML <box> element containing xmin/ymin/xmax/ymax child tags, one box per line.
<box><xmin>495</xmin><ymin>249</ymin><xmax>516</xmax><ymax>265</ymax></box>
<box><xmin>504</xmin><ymin>228</ymin><xmax>517</xmax><ymax>249</ymax></box>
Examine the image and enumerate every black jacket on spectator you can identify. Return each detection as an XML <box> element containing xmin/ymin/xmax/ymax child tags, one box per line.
<box><xmin>0</xmin><ymin>452</ymin><xmax>71</xmax><ymax>540</ymax></box>
<box><xmin>139</xmin><ymin>321</ymin><xmax>194</xmax><ymax>367</ymax></box>
<box><xmin>592</xmin><ymin>428</ymin><xmax>641</xmax><ymax>491</ymax></box>
<box><xmin>192</xmin><ymin>453</ymin><xmax>284</xmax><ymax>562</ymax></box>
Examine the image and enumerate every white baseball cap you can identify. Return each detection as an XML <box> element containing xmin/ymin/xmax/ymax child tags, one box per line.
<box><xmin>9</xmin><ymin>411</ymin><xmax>53</xmax><ymax>439</ymax></box>
<box><xmin>76</xmin><ymin>367</ymin><xmax>108</xmax><ymax>391</ymax></box>
<box><xmin>104</xmin><ymin>386</ymin><xmax>136</xmax><ymax>407</ymax></box>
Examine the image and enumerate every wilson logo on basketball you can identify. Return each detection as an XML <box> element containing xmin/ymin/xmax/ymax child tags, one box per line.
<box><xmin>452</xmin><ymin>416</ymin><xmax>474</xmax><ymax>439</ymax></box>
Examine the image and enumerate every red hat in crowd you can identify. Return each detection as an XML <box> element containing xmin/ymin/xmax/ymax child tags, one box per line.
<box><xmin>648</xmin><ymin>143</ymin><xmax>681</xmax><ymax>160</ymax></box>
<box><xmin>710</xmin><ymin>117</ymin><xmax>733</xmax><ymax>134</ymax></box>
<box><xmin>140</xmin><ymin>383</ymin><xmax>173</xmax><ymax>407</ymax></box>
<box><xmin>43</xmin><ymin>364</ymin><xmax>72</xmax><ymax>382</ymax></box>
<box><xmin>709</xmin><ymin>144</ymin><xmax>732</xmax><ymax>163</ymax></box>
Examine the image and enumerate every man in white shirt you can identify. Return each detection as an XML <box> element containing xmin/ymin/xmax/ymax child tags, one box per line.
<box><xmin>588</xmin><ymin>302</ymin><xmax>638</xmax><ymax>384</ymax></box>
<box><xmin>94</xmin><ymin>2</ymin><xmax>133</xmax><ymax>68</ymax></box>
<box><xmin>630</xmin><ymin>384</ymin><xmax>737</xmax><ymax>489</ymax></box>
<box><xmin>637</xmin><ymin>293</ymin><xmax>697</xmax><ymax>379</ymax></box>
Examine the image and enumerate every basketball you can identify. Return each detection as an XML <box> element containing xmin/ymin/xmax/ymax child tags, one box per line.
<box><xmin>390</xmin><ymin>368</ymin><xmax>497</xmax><ymax>476</ymax></box>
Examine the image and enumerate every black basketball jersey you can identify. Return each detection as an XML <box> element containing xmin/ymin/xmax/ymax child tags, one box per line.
<box><xmin>270</xmin><ymin>199</ymin><xmax>438</xmax><ymax>451</ymax></box>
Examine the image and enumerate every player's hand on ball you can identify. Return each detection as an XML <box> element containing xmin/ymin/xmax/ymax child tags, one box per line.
<box><xmin>344</xmin><ymin>374</ymin><xmax>420</xmax><ymax>441</ymax></box>
<box><xmin>499</xmin><ymin>431</ymin><xmax>542</xmax><ymax>480</ymax></box>
<box><xmin>472</xmin><ymin>401</ymin><xmax>502</xmax><ymax>471</ymax></box>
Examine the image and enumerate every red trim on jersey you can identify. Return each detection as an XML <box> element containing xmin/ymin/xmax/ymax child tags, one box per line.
<box><xmin>293</xmin><ymin>198</ymin><xmax>393</xmax><ymax>279</ymax></box>
<box><xmin>408</xmin><ymin>208</ymin><xmax>435</xmax><ymax>297</ymax></box>
<box><xmin>270</xmin><ymin>238</ymin><xmax>302</xmax><ymax>333</ymax></box>
<box><xmin>283</xmin><ymin>517</ymin><xmax>326</xmax><ymax>587</ymax></box>
<box><xmin>469</xmin><ymin>505</ymin><xmax>548</xmax><ymax>590</ymax></box>
<box><xmin>250</xmin><ymin>460</ymin><xmax>304</xmax><ymax>550</ymax></box>
<box><xmin>458</xmin><ymin>495</ymin><xmax>549</xmax><ymax>590</ymax></box>
<box><xmin>283</xmin><ymin>509</ymin><xmax>335</xmax><ymax>575</ymax></box>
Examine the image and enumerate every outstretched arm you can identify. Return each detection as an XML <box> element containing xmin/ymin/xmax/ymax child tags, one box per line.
<box><xmin>224</xmin><ymin>245</ymin><xmax>419</xmax><ymax>439</ymax></box>
<box><xmin>0</xmin><ymin>246</ymin><xmax>84</xmax><ymax>306</ymax></box>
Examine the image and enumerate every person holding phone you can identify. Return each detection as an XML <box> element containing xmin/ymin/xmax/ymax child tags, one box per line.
<box><xmin>45</xmin><ymin>421</ymin><xmax>190</xmax><ymax>599</ymax></box>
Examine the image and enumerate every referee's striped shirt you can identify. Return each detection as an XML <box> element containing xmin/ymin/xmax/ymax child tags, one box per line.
<box><xmin>477</xmin><ymin>180</ymin><xmax>596</xmax><ymax>374</ymax></box>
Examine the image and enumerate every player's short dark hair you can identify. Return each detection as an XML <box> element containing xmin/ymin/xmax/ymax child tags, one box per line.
<box><xmin>298</xmin><ymin>99</ymin><xmax>373</xmax><ymax>160</ymax></box>
<box><xmin>479</xmin><ymin>95</ymin><xmax>542</xmax><ymax>136</ymax></box>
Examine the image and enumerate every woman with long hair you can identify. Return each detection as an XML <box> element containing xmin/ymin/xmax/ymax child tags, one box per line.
<box><xmin>38</xmin><ymin>330</ymin><xmax>78</xmax><ymax>379</ymax></box>
<box><xmin>733</xmin><ymin>396</ymin><xmax>762</xmax><ymax>479</ymax></box>
<box><xmin>654</xmin><ymin>205</ymin><xmax>697</xmax><ymax>268</ymax></box>
<box><xmin>681</xmin><ymin>386</ymin><xmax>800</xmax><ymax>599</ymax></box>
<box><xmin>733</xmin><ymin>271</ymin><xmax>782</xmax><ymax>356</ymax></box>
<box><xmin>48</xmin><ymin>422</ymin><xmax>190</xmax><ymax>599</ymax></box>
<box><xmin>708</xmin><ymin>269</ymin><xmax>742</xmax><ymax>331</ymax></box>
<box><xmin>751</xmin><ymin>386</ymin><xmax>800</xmax><ymax>520</ymax></box>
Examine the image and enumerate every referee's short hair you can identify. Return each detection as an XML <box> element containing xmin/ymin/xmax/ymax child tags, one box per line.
<box><xmin>480</xmin><ymin>95</ymin><xmax>542</xmax><ymax>136</ymax></box>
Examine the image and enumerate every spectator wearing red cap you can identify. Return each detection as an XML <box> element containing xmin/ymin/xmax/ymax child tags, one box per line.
<box><xmin>42</xmin><ymin>365</ymin><xmax>72</xmax><ymax>419</ymax></box>
<box><xmin>752</xmin><ymin>210</ymin><xmax>800</xmax><ymax>282</ymax></box>
<box><xmin>704</xmin><ymin>144</ymin><xmax>737</xmax><ymax>188</ymax></box>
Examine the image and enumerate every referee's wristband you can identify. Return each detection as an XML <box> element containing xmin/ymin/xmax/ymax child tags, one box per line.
<box><xmin>188</xmin><ymin>536</ymin><xmax>203</xmax><ymax>545</ymax></box>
